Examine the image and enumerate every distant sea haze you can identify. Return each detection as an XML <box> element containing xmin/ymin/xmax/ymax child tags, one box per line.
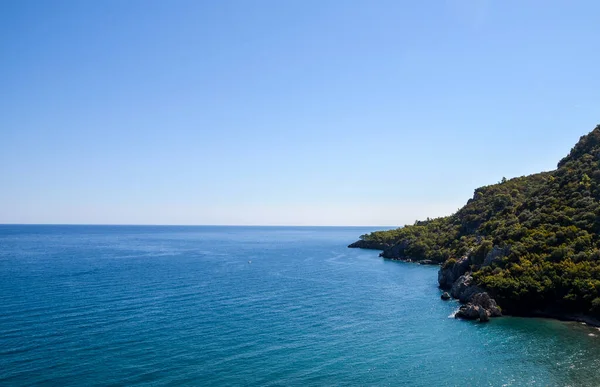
<box><xmin>1</xmin><ymin>225</ymin><xmax>600</xmax><ymax>386</ymax></box>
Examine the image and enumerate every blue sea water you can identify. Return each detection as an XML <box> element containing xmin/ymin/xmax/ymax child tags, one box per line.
<box><xmin>2</xmin><ymin>226</ymin><xmax>600</xmax><ymax>386</ymax></box>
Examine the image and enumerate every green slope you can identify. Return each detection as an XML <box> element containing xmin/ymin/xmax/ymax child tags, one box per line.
<box><xmin>352</xmin><ymin>125</ymin><xmax>600</xmax><ymax>316</ymax></box>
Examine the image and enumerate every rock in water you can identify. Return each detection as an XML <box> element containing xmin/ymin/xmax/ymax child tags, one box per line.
<box><xmin>441</xmin><ymin>292</ymin><xmax>451</xmax><ymax>300</ymax></box>
<box><xmin>455</xmin><ymin>291</ymin><xmax>502</xmax><ymax>322</ymax></box>
<box><xmin>471</xmin><ymin>292</ymin><xmax>502</xmax><ymax>317</ymax></box>
<box><xmin>478</xmin><ymin>307</ymin><xmax>490</xmax><ymax>322</ymax></box>
<box><xmin>455</xmin><ymin>304</ymin><xmax>481</xmax><ymax>320</ymax></box>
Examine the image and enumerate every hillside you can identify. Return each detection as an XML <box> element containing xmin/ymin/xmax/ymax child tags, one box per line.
<box><xmin>350</xmin><ymin>125</ymin><xmax>600</xmax><ymax>319</ymax></box>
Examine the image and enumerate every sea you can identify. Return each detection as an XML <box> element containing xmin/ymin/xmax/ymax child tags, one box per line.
<box><xmin>2</xmin><ymin>225</ymin><xmax>600</xmax><ymax>386</ymax></box>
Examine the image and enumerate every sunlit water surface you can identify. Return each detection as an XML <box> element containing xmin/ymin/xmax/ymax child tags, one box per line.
<box><xmin>1</xmin><ymin>225</ymin><xmax>600</xmax><ymax>386</ymax></box>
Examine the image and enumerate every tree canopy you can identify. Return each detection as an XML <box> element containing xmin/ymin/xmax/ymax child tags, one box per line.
<box><xmin>358</xmin><ymin>125</ymin><xmax>600</xmax><ymax>316</ymax></box>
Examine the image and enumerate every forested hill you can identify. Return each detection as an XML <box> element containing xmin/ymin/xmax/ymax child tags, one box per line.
<box><xmin>350</xmin><ymin>125</ymin><xmax>600</xmax><ymax>317</ymax></box>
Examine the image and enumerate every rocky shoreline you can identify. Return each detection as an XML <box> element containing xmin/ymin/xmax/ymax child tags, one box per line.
<box><xmin>347</xmin><ymin>240</ymin><xmax>391</xmax><ymax>251</ymax></box>
<box><xmin>437</xmin><ymin>255</ymin><xmax>502</xmax><ymax>322</ymax></box>
<box><xmin>350</xmin><ymin>242</ymin><xmax>501</xmax><ymax>322</ymax></box>
<box><xmin>350</xmin><ymin>242</ymin><xmax>600</xmax><ymax>326</ymax></box>
<box><xmin>348</xmin><ymin>240</ymin><xmax>439</xmax><ymax>265</ymax></box>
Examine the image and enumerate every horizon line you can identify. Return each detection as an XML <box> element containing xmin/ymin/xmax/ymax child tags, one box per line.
<box><xmin>0</xmin><ymin>223</ymin><xmax>400</xmax><ymax>228</ymax></box>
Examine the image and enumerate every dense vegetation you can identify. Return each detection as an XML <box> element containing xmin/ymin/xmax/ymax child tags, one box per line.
<box><xmin>358</xmin><ymin>125</ymin><xmax>600</xmax><ymax>316</ymax></box>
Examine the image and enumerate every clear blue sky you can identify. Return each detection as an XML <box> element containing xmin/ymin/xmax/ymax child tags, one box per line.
<box><xmin>1</xmin><ymin>0</ymin><xmax>599</xmax><ymax>226</ymax></box>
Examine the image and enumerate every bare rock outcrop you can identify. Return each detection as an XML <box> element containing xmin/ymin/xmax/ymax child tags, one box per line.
<box><xmin>438</xmin><ymin>255</ymin><xmax>471</xmax><ymax>289</ymax></box>
<box><xmin>471</xmin><ymin>292</ymin><xmax>502</xmax><ymax>317</ymax></box>
<box><xmin>450</xmin><ymin>274</ymin><xmax>484</xmax><ymax>302</ymax></box>
<box><xmin>455</xmin><ymin>292</ymin><xmax>502</xmax><ymax>322</ymax></box>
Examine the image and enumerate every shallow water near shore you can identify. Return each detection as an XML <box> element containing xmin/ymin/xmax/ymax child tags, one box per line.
<box><xmin>2</xmin><ymin>225</ymin><xmax>600</xmax><ymax>386</ymax></box>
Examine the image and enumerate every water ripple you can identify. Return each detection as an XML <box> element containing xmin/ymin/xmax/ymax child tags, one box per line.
<box><xmin>2</xmin><ymin>225</ymin><xmax>600</xmax><ymax>386</ymax></box>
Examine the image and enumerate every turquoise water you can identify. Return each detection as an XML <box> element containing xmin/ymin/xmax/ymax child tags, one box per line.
<box><xmin>2</xmin><ymin>226</ymin><xmax>600</xmax><ymax>386</ymax></box>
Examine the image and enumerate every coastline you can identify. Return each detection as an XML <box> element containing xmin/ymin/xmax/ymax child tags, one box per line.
<box><xmin>350</xmin><ymin>243</ymin><xmax>600</xmax><ymax>328</ymax></box>
<box><xmin>528</xmin><ymin>311</ymin><xmax>600</xmax><ymax>328</ymax></box>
